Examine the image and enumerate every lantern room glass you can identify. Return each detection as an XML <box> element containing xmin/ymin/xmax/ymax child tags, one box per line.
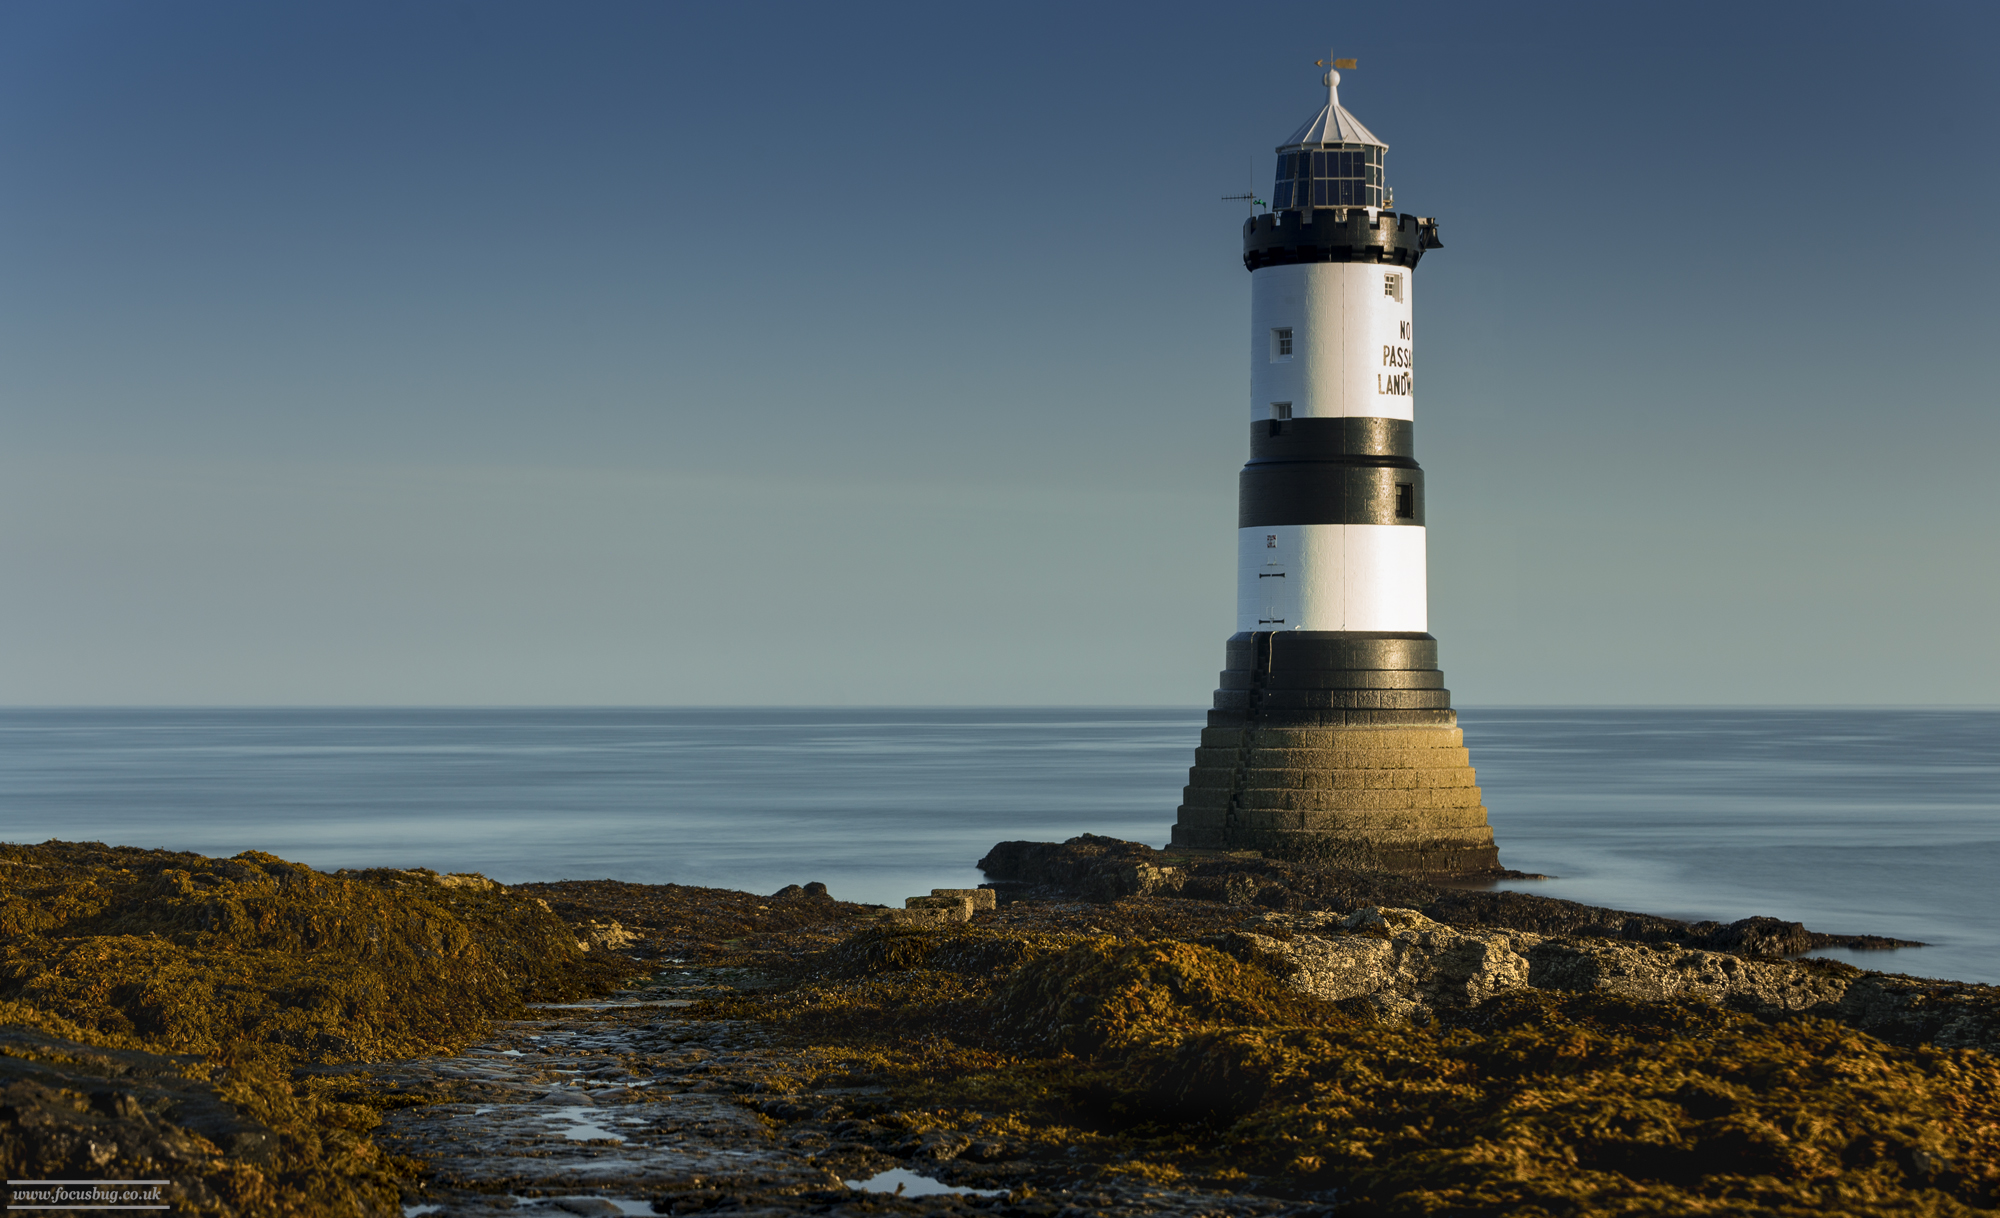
<box><xmin>1272</xmin><ymin>144</ymin><xmax>1384</xmax><ymax>211</ymax></box>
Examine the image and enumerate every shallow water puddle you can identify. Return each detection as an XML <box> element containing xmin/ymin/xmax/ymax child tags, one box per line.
<box><xmin>526</xmin><ymin>999</ymin><xmax>695</xmax><ymax>1010</ymax></box>
<box><xmin>377</xmin><ymin>975</ymin><xmax>818</xmax><ymax>1208</ymax></box>
<box><xmin>379</xmin><ymin>967</ymin><xmax>1316</xmax><ymax>1216</ymax></box>
<box><xmin>543</xmin><ymin>1105</ymin><xmax>627</xmax><ymax>1143</ymax></box>
<box><xmin>845</xmin><ymin>1167</ymin><xmax>1003</xmax><ymax>1197</ymax></box>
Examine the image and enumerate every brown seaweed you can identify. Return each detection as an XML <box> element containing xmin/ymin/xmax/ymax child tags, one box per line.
<box><xmin>0</xmin><ymin>841</ymin><xmax>643</xmax><ymax>1215</ymax></box>
<box><xmin>681</xmin><ymin>916</ymin><xmax>2000</xmax><ymax>1214</ymax></box>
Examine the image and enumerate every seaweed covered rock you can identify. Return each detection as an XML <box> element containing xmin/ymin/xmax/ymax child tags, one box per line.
<box><xmin>807</xmin><ymin>924</ymin><xmax>1051</xmax><ymax>982</ymax></box>
<box><xmin>0</xmin><ymin>841</ymin><xmax>647</xmax><ymax>1215</ymax></box>
<box><xmin>1130</xmin><ymin>992</ymin><xmax>2000</xmax><ymax>1211</ymax></box>
<box><xmin>0</xmin><ymin>1027</ymin><xmax>391</xmax><ymax>1215</ymax></box>
<box><xmin>517</xmin><ymin>876</ymin><xmax>877</xmax><ymax>966</ymax></box>
<box><xmin>0</xmin><ymin>1028</ymin><xmax>272</xmax><ymax>1168</ymax></box>
<box><xmin>986</xmin><ymin>938</ymin><xmax>1333</xmax><ymax>1055</ymax></box>
<box><xmin>0</xmin><ymin>842</ymin><xmax>640</xmax><ymax>1063</ymax></box>
<box><xmin>727</xmin><ymin>907</ymin><xmax>2000</xmax><ymax>1214</ymax></box>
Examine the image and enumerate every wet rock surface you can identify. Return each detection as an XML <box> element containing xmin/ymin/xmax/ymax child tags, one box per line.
<box><xmin>368</xmin><ymin>978</ymin><xmax>823</xmax><ymax>1214</ymax></box>
<box><xmin>369</xmin><ymin>970</ymin><xmax>1310</xmax><ymax>1217</ymax></box>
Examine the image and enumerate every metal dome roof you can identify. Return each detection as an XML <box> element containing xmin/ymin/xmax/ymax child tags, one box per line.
<box><xmin>1279</xmin><ymin>72</ymin><xmax>1386</xmax><ymax>149</ymax></box>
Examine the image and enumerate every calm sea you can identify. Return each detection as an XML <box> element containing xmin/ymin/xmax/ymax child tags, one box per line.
<box><xmin>1</xmin><ymin>708</ymin><xmax>1994</xmax><ymax>984</ymax></box>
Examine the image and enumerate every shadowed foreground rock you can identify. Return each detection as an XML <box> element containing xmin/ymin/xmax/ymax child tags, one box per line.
<box><xmin>0</xmin><ymin>841</ymin><xmax>641</xmax><ymax>1215</ymax></box>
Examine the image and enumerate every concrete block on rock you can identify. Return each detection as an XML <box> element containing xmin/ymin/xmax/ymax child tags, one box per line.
<box><xmin>932</xmin><ymin>888</ymin><xmax>997</xmax><ymax>912</ymax></box>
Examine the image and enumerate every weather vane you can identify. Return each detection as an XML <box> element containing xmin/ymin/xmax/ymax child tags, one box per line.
<box><xmin>1219</xmin><ymin>51</ymin><xmax>1356</xmax><ymax>214</ymax></box>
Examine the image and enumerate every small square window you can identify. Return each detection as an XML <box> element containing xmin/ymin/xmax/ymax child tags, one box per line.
<box><xmin>1270</xmin><ymin>402</ymin><xmax>1292</xmax><ymax>420</ymax></box>
<box><xmin>1384</xmin><ymin>273</ymin><xmax>1404</xmax><ymax>303</ymax></box>
<box><xmin>1395</xmin><ymin>483</ymin><xmax>1415</xmax><ymax>519</ymax></box>
<box><xmin>1271</xmin><ymin>328</ymin><xmax>1293</xmax><ymax>360</ymax></box>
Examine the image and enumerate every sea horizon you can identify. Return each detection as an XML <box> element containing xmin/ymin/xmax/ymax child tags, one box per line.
<box><xmin>4</xmin><ymin>705</ymin><xmax>1997</xmax><ymax>984</ymax></box>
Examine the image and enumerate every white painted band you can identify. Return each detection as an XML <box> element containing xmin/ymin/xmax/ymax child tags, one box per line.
<box><xmin>1250</xmin><ymin>261</ymin><xmax>1414</xmax><ymax>422</ymax></box>
<box><xmin>1237</xmin><ymin>524</ymin><xmax>1427</xmax><ymax>632</ymax></box>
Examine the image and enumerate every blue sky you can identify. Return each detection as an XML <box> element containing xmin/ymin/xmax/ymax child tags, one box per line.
<box><xmin>2</xmin><ymin>0</ymin><xmax>1995</xmax><ymax>705</ymax></box>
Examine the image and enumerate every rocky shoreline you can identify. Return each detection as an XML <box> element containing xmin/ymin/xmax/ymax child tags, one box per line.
<box><xmin>2</xmin><ymin>838</ymin><xmax>1997</xmax><ymax>1215</ymax></box>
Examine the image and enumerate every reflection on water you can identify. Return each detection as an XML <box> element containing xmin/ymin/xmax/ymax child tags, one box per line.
<box><xmin>1</xmin><ymin>707</ymin><xmax>1995</xmax><ymax>983</ymax></box>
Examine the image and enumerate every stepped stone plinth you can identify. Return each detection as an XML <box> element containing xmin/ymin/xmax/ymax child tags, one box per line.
<box><xmin>1170</xmin><ymin>631</ymin><xmax>1501</xmax><ymax>875</ymax></box>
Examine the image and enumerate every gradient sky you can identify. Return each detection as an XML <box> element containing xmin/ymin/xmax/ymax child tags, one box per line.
<box><xmin>3</xmin><ymin>0</ymin><xmax>1995</xmax><ymax>706</ymax></box>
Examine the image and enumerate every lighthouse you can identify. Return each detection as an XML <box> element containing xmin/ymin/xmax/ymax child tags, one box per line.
<box><xmin>1171</xmin><ymin>66</ymin><xmax>1501</xmax><ymax>873</ymax></box>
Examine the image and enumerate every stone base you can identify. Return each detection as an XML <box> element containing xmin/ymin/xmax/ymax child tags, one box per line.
<box><xmin>1171</xmin><ymin>631</ymin><xmax>1501</xmax><ymax>874</ymax></box>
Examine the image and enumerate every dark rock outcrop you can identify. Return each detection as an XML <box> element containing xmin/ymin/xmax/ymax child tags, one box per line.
<box><xmin>979</xmin><ymin>835</ymin><xmax>1922</xmax><ymax>955</ymax></box>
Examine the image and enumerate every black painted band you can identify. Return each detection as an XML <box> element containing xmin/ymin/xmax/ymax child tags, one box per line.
<box><xmin>1242</xmin><ymin>209</ymin><xmax>1441</xmax><ymax>273</ymax></box>
<box><xmin>1239</xmin><ymin>464</ymin><xmax>1425</xmax><ymax>526</ymax></box>
<box><xmin>1224</xmin><ymin>631</ymin><xmax>1439</xmax><ymax>673</ymax></box>
<box><xmin>1250</xmin><ymin>417</ymin><xmax>1414</xmax><ymax>462</ymax></box>
<box><xmin>1208</xmin><ymin>631</ymin><xmax>1457</xmax><ymax>725</ymax></box>
<box><xmin>1206</xmin><ymin>708</ymin><xmax>1459</xmax><ymax>728</ymax></box>
<box><xmin>1219</xmin><ymin>668</ymin><xmax>1447</xmax><ymax>691</ymax></box>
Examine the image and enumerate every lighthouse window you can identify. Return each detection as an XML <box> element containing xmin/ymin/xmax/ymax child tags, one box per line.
<box><xmin>1271</xmin><ymin>328</ymin><xmax>1293</xmax><ymax>360</ymax></box>
<box><xmin>1270</xmin><ymin>402</ymin><xmax>1292</xmax><ymax>420</ymax></box>
<box><xmin>1395</xmin><ymin>483</ymin><xmax>1415</xmax><ymax>519</ymax></box>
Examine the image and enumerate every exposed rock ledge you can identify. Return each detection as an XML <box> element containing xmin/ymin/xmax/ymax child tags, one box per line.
<box><xmin>978</xmin><ymin>833</ymin><xmax>1925</xmax><ymax>954</ymax></box>
<box><xmin>1222</xmin><ymin>906</ymin><xmax>1999</xmax><ymax>1050</ymax></box>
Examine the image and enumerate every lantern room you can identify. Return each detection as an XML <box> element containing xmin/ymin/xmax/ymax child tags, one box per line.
<box><xmin>1271</xmin><ymin>69</ymin><xmax>1388</xmax><ymax>211</ymax></box>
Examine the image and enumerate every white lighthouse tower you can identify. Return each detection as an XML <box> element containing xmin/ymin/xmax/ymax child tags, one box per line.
<box><xmin>1172</xmin><ymin>66</ymin><xmax>1501</xmax><ymax>873</ymax></box>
